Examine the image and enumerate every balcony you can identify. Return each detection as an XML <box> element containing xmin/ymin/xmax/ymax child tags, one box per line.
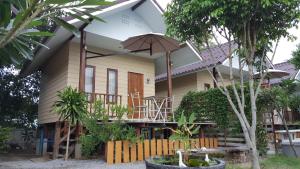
<box><xmin>85</xmin><ymin>93</ymin><xmax>175</xmax><ymax>123</ymax></box>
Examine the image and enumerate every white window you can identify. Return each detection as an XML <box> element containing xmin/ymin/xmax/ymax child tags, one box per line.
<box><xmin>85</xmin><ymin>66</ymin><xmax>95</xmax><ymax>93</ymax></box>
<box><xmin>107</xmin><ymin>69</ymin><xmax>118</xmax><ymax>102</ymax></box>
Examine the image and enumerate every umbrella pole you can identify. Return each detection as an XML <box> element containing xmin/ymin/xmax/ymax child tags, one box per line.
<box><xmin>166</xmin><ymin>51</ymin><xmax>172</xmax><ymax>98</ymax></box>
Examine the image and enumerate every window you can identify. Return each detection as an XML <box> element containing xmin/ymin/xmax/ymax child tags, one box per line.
<box><xmin>107</xmin><ymin>69</ymin><xmax>118</xmax><ymax>102</ymax></box>
<box><xmin>85</xmin><ymin>66</ymin><xmax>95</xmax><ymax>101</ymax></box>
<box><xmin>204</xmin><ymin>83</ymin><xmax>210</xmax><ymax>91</ymax></box>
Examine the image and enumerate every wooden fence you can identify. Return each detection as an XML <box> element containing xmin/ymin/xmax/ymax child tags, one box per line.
<box><xmin>106</xmin><ymin>138</ymin><xmax>218</xmax><ymax>164</ymax></box>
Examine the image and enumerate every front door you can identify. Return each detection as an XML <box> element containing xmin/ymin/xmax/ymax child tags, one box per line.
<box><xmin>128</xmin><ymin>72</ymin><xmax>144</xmax><ymax>118</ymax></box>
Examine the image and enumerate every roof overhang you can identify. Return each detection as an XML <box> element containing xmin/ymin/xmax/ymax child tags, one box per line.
<box><xmin>20</xmin><ymin>0</ymin><xmax>141</xmax><ymax>76</ymax></box>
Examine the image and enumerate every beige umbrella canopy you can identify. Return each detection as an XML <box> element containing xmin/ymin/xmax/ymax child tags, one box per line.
<box><xmin>121</xmin><ymin>33</ymin><xmax>180</xmax><ymax>55</ymax></box>
<box><xmin>254</xmin><ymin>69</ymin><xmax>289</xmax><ymax>79</ymax></box>
<box><xmin>122</xmin><ymin>33</ymin><xmax>180</xmax><ymax>97</ymax></box>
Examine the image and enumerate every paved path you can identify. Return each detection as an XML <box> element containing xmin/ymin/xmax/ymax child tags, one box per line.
<box><xmin>0</xmin><ymin>158</ymin><xmax>146</xmax><ymax>169</ymax></box>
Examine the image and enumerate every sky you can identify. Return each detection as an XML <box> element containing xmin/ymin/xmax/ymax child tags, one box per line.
<box><xmin>156</xmin><ymin>0</ymin><xmax>300</xmax><ymax>64</ymax></box>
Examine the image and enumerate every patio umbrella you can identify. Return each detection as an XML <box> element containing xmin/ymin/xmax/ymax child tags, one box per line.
<box><xmin>122</xmin><ymin>33</ymin><xmax>180</xmax><ymax>97</ymax></box>
<box><xmin>121</xmin><ymin>33</ymin><xmax>180</xmax><ymax>56</ymax></box>
<box><xmin>254</xmin><ymin>69</ymin><xmax>289</xmax><ymax>79</ymax></box>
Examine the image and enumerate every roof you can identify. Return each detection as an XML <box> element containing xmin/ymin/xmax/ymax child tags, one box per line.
<box><xmin>20</xmin><ymin>0</ymin><xmax>138</xmax><ymax>76</ymax></box>
<box><xmin>155</xmin><ymin>42</ymin><xmax>235</xmax><ymax>82</ymax></box>
<box><xmin>270</xmin><ymin>61</ymin><xmax>299</xmax><ymax>84</ymax></box>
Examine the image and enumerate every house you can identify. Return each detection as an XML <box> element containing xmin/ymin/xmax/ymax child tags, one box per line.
<box><xmin>155</xmin><ymin>42</ymin><xmax>248</xmax><ymax>109</ymax></box>
<box><xmin>270</xmin><ymin>61</ymin><xmax>300</xmax><ymax>123</ymax></box>
<box><xmin>20</xmin><ymin>0</ymin><xmax>210</xmax><ymax>158</ymax></box>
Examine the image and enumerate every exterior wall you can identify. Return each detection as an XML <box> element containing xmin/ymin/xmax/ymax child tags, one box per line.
<box><xmin>197</xmin><ymin>70</ymin><xmax>234</xmax><ymax>90</ymax></box>
<box><xmin>155</xmin><ymin>46</ymin><xmax>200</xmax><ymax>75</ymax></box>
<box><xmin>196</xmin><ymin>70</ymin><xmax>214</xmax><ymax>91</ymax></box>
<box><xmin>155</xmin><ymin>70</ymin><xmax>235</xmax><ymax>110</ymax></box>
<box><xmin>68</xmin><ymin>42</ymin><xmax>155</xmax><ymax>106</ymax></box>
<box><xmin>155</xmin><ymin>73</ymin><xmax>197</xmax><ymax>109</ymax></box>
<box><xmin>38</xmin><ymin>44</ymin><xmax>69</xmax><ymax>124</ymax></box>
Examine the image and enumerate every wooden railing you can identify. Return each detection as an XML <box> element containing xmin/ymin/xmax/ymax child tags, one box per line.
<box><xmin>106</xmin><ymin>138</ymin><xmax>218</xmax><ymax>164</ymax></box>
<box><xmin>86</xmin><ymin>93</ymin><xmax>122</xmax><ymax>117</ymax></box>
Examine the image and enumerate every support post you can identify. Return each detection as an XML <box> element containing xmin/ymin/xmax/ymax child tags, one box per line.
<box><xmin>213</xmin><ymin>67</ymin><xmax>217</xmax><ymax>88</ymax></box>
<box><xmin>166</xmin><ymin>51</ymin><xmax>172</xmax><ymax>98</ymax></box>
<box><xmin>79</xmin><ymin>30</ymin><xmax>87</xmax><ymax>92</ymax></box>
<box><xmin>271</xmin><ymin>110</ymin><xmax>278</xmax><ymax>153</ymax></box>
<box><xmin>53</xmin><ymin>121</ymin><xmax>61</xmax><ymax>159</ymax></box>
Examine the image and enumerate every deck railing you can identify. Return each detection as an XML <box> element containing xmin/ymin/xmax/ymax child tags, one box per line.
<box><xmin>86</xmin><ymin>92</ymin><xmax>122</xmax><ymax>117</ymax></box>
<box><xmin>86</xmin><ymin>93</ymin><xmax>174</xmax><ymax>122</ymax></box>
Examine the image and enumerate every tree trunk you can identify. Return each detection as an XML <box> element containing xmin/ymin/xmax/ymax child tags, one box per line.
<box><xmin>271</xmin><ymin>110</ymin><xmax>278</xmax><ymax>154</ymax></box>
<box><xmin>224</xmin><ymin>129</ymin><xmax>227</xmax><ymax>147</ymax></box>
<box><xmin>65</xmin><ymin>124</ymin><xmax>71</xmax><ymax>160</ymax></box>
<box><xmin>277</xmin><ymin>108</ymin><xmax>298</xmax><ymax>157</ymax></box>
<box><xmin>251</xmin><ymin>148</ymin><xmax>260</xmax><ymax>169</ymax></box>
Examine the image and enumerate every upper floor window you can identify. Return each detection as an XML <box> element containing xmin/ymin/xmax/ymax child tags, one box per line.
<box><xmin>107</xmin><ymin>69</ymin><xmax>118</xmax><ymax>102</ymax></box>
<box><xmin>85</xmin><ymin>66</ymin><xmax>95</xmax><ymax>101</ymax></box>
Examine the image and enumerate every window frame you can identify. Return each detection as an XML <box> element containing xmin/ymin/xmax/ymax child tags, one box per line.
<box><xmin>106</xmin><ymin>68</ymin><xmax>118</xmax><ymax>103</ymax></box>
<box><xmin>204</xmin><ymin>83</ymin><xmax>211</xmax><ymax>91</ymax></box>
<box><xmin>85</xmin><ymin>65</ymin><xmax>96</xmax><ymax>102</ymax></box>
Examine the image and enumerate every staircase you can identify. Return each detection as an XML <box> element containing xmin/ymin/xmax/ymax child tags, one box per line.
<box><xmin>50</xmin><ymin>121</ymin><xmax>77</xmax><ymax>159</ymax></box>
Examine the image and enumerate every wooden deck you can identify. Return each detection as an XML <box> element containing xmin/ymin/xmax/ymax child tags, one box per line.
<box><xmin>86</xmin><ymin>92</ymin><xmax>177</xmax><ymax>123</ymax></box>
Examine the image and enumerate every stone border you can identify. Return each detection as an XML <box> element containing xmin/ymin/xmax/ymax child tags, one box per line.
<box><xmin>145</xmin><ymin>158</ymin><xmax>225</xmax><ymax>169</ymax></box>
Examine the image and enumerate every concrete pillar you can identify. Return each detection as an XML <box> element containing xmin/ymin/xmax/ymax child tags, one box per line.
<box><xmin>42</xmin><ymin>138</ymin><xmax>48</xmax><ymax>156</ymax></box>
<box><xmin>75</xmin><ymin>143</ymin><xmax>82</xmax><ymax>159</ymax></box>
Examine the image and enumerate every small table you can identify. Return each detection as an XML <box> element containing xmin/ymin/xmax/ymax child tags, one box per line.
<box><xmin>143</xmin><ymin>96</ymin><xmax>167</xmax><ymax>121</ymax></box>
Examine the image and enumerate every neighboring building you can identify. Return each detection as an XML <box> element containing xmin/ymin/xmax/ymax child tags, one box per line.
<box><xmin>270</xmin><ymin>61</ymin><xmax>300</xmax><ymax>123</ymax></box>
<box><xmin>270</xmin><ymin>61</ymin><xmax>300</xmax><ymax>85</ymax></box>
<box><xmin>155</xmin><ymin>42</ymin><xmax>247</xmax><ymax>109</ymax></box>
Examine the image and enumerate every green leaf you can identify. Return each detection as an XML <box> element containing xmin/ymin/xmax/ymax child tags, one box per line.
<box><xmin>67</xmin><ymin>12</ymin><xmax>90</xmax><ymax>23</ymax></box>
<box><xmin>0</xmin><ymin>1</ymin><xmax>12</xmax><ymax>28</ymax></box>
<box><xmin>26</xmin><ymin>20</ymin><xmax>44</xmax><ymax>28</ymax></box>
<box><xmin>52</xmin><ymin>17</ymin><xmax>80</xmax><ymax>37</ymax></box>
<box><xmin>24</xmin><ymin>31</ymin><xmax>54</xmax><ymax>37</ymax></box>
<box><xmin>73</xmin><ymin>9</ymin><xmax>105</xmax><ymax>23</ymax></box>
<box><xmin>81</xmin><ymin>0</ymin><xmax>113</xmax><ymax>6</ymax></box>
<box><xmin>13</xmin><ymin>11</ymin><xmax>25</xmax><ymax>27</ymax></box>
<box><xmin>44</xmin><ymin>0</ymin><xmax>75</xmax><ymax>5</ymax></box>
<box><xmin>189</xmin><ymin>113</ymin><xmax>196</xmax><ymax>124</ymax></box>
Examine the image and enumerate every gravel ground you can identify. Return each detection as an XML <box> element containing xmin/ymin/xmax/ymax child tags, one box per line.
<box><xmin>0</xmin><ymin>158</ymin><xmax>146</xmax><ymax>169</ymax></box>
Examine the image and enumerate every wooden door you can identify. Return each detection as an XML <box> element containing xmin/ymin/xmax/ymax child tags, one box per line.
<box><xmin>128</xmin><ymin>72</ymin><xmax>144</xmax><ymax>118</ymax></box>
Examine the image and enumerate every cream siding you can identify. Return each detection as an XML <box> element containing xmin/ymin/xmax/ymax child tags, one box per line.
<box><xmin>155</xmin><ymin>70</ymin><xmax>236</xmax><ymax>110</ymax></box>
<box><xmin>196</xmin><ymin>70</ymin><xmax>214</xmax><ymax>91</ymax></box>
<box><xmin>38</xmin><ymin>44</ymin><xmax>69</xmax><ymax>124</ymax></box>
<box><xmin>155</xmin><ymin>73</ymin><xmax>197</xmax><ymax>109</ymax></box>
<box><xmin>68</xmin><ymin>42</ymin><xmax>155</xmax><ymax>106</ymax></box>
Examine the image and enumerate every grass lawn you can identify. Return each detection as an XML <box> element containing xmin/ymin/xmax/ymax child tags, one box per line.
<box><xmin>226</xmin><ymin>155</ymin><xmax>300</xmax><ymax>169</ymax></box>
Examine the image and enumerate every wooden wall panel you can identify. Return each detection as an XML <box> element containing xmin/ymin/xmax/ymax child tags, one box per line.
<box><xmin>162</xmin><ymin>139</ymin><xmax>168</xmax><ymax>155</ymax></box>
<box><xmin>137</xmin><ymin>141</ymin><xmax>144</xmax><ymax>161</ymax></box>
<box><xmin>130</xmin><ymin>143</ymin><xmax>137</xmax><ymax>162</ymax></box>
<box><xmin>115</xmin><ymin>141</ymin><xmax>122</xmax><ymax>163</ymax></box>
<box><xmin>123</xmin><ymin>141</ymin><xmax>129</xmax><ymax>163</ymax></box>
<box><xmin>200</xmin><ymin>138</ymin><xmax>205</xmax><ymax>147</ymax></box>
<box><xmin>144</xmin><ymin>140</ymin><xmax>150</xmax><ymax>159</ymax></box>
<box><xmin>156</xmin><ymin>139</ymin><xmax>162</xmax><ymax>155</ymax></box>
<box><xmin>106</xmin><ymin>141</ymin><xmax>114</xmax><ymax>164</ymax></box>
<box><xmin>150</xmin><ymin>139</ymin><xmax>156</xmax><ymax>156</ymax></box>
<box><xmin>168</xmin><ymin>140</ymin><xmax>174</xmax><ymax>155</ymax></box>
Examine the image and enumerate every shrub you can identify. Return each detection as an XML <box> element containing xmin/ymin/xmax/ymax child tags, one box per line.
<box><xmin>0</xmin><ymin>126</ymin><xmax>12</xmax><ymax>153</ymax></box>
<box><xmin>80</xmin><ymin>99</ymin><xmax>140</xmax><ymax>157</ymax></box>
<box><xmin>256</xmin><ymin>122</ymin><xmax>268</xmax><ymax>156</ymax></box>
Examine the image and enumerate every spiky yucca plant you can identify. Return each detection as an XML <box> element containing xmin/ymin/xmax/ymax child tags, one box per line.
<box><xmin>53</xmin><ymin>86</ymin><xmax>87</xmax><ymax>160</ymax></box>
